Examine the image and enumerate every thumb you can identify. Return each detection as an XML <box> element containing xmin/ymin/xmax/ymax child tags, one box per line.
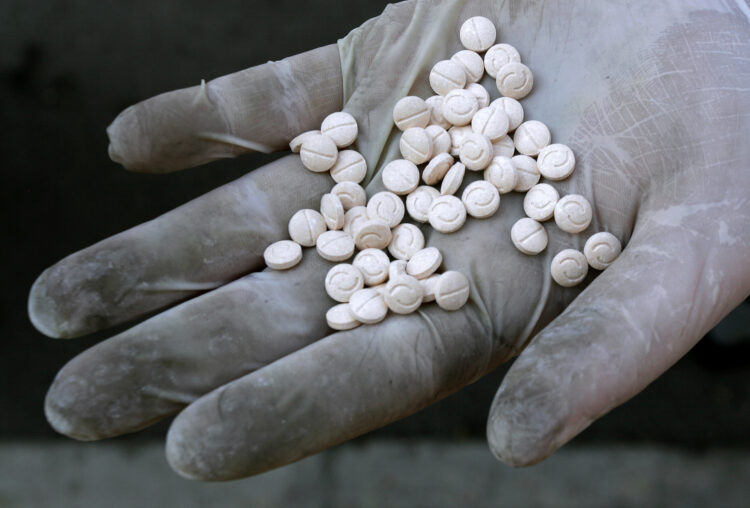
<box><xmin>487</xmin><ymin>208</ymin><xmax>750</xmax><ymax>466</ymax></box>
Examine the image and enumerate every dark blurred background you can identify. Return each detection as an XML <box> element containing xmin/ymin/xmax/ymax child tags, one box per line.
<box><xmin>2</xmin><ymin>0</ymin><xmax>749</xmax><ymax>506</ymax></box>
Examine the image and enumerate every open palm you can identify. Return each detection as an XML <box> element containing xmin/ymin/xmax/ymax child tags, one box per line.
<box><xmin>29</xmin><ymin>0</ymin><xmax>749</xmax><ymax>480</ymax></box>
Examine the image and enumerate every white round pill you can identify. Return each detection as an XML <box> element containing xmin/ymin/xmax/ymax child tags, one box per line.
<box><xmin>471</xmin><ymin>106</ymin><xmax>509</xmax><ymax>141</ymax></box>
<box><xmin>400</xmin><ymin>127</ymin><xmax>434</xmax><ymax>165</ymax></box>
<box><xmin>325</xmin><ymin>263</ymin><xmax>365</xmax><ymax>302</ymax></box>
<box><xmin>393</xmin><ymin>96</ymin><xmax>431</xmax><ymax>131</ymax></box>
<box><xmin>420</xmin><ymin>274</ymin><xmax>440</xmax><ymax>302</ymax></box>
<box><xmin>430</xmin><ymin>59</ymin><xmax>467</xmax><ymax>96</ymax></box>
<box><xmin>512</xmin><ymin>155</ymin><xmax>541</xmax><ymax>191</ymax></box>
<box><xmin>460</xmin><ymin>16</ymin><xmax>496</xmax><ymax>52</ymax></box>
<box><xmin>389</xmin><ymin>259</ymin><xmax>407</xmax><ymax>280</ymax></box>
<box><xmin>523</xmin><ymin>183</ymin><xmax>559</xmax><ymax>221</ymax></box>
<box><xmin>343</xmin><ymin>206</ymin><xmax>369</xmax><ymax>236</ymax></box>
<box><xmin>329</xmin><ymin>149</ymin><xmax>367</xmax><ymax>184</ymax></box>
<box><xmin>490</xmin><ymin>97</ymin><xmax>524</xmax><ymax>131</ymax></box>
<box><xmin>492</xmin><ymin>135</ymin><xmax>515</xmax><ymax>158</ymax></box>
<box><xmin>435</xmin><ymin>271</ymin><xmax>471</xmax><ymax>311</ymax></box>
<box><xmin>510</xmin><ymin>217</ymin><xmax>548</xmax><ymax>255</ymax></box>
<box><xmin>428</xmin><ymin>195</ymin><xmax>467</xmax><ymax>233</ymax></box>
<box><xmin>321</xmin><ymin>192</ymin><xmax>345</xmax><ymax>230</ymax></box>
<box><xmin>484</xmin><ymin>156</ymin><xmax>517</xmax><ymax>194</ymax></box>
<box><xmin>300</xmin><ymin>133</ymin><xmax>338</xmax><ymax>172</ymax></box>
<box><xmin>349</xmin><ymin>288</ymin><xmax>388</xmax><ymax>324</ymax></box>
<box><xmin>459</xmin><ymin>132</ymin><xmax>494</xmax><ymax>170</ymax></box>
<box><xmin>354</xmin><ymin>219</ymin><xmax>393</xmax><ymax>250</ymax></box>
<box><xmin>384</xmin><ymin>274</ymin><xmax>424</xmax><ymax>314</ymax></box>
<box><xmin>537</xmin><ymin>144</ymin><xmax>576</xmax><ymax>181</ymax></box>
<box><xmin>321</xmin><ymin>111</ymin><xmax>358</xmax><ymax>148</ymax></box>
<box><xmin>551</xmin><ymin>249</ymin><xmax>588</xmax><ymax>287</ymax></box>
<box><xmin>442</xmin><ymin>89</ymin><xmax>479</xmax><ymax>126</ymax></box>
<box><xmin>496</xmin><ymin>62</ymin><xmax>534</xmax><ymax>100</ymax></box>
<box><xmin>441</xmin><ymin>162</ymin><xmax>465</xmax><ymax>195</ymax></box>
<box><xmin>423</xmin><ymin>152</ymin><xmax>454</xmax><ymax>185</ymax></box>
<box><xmin>466</xmin><ymin>83</ymin><xmax>490</xmax><ymax>109</ymax></box>
<box><xmin>263</xmin><ymin>240</ymin><xmax>303</xmax><ymax>270</ymax></box>
<box><xmin>554</xmin><ymin>194</ymin><xmax>593</xmax><ymax>234</ymax></box>
<box><xmin>326</xmin><ymin>303</ymin><xmax>361</xmax><ymax>331</ymax></box>
<box><xmin>353</xmin><ymin>248</ymin><xmax>390</xmax><ymax>286</ymax></box>
<box><xmin>451</xmin><ymin>50</ymin><xmax>484</xmax><ymax>83</ymax></box>
<box><xmin>289</xmin><ymin>130</ymin><xmax>320</xmax><ymax>153</ymax></box>
<box><xmin>367</xmin><ymin>191</ymin><xmax>405</xmax><ymax>228</ymax></box>
<box><xmin>462</xmin><ymin>180</ymin><xmax>500</xmax><ymax>218</ymax></box>
<box><xmin>514</xmin><ymin>120</ymin><xmax>551</xmax><ymax>156</ymax></box>
<box><xmin>382</xmin><ymin>159</ymin><xmax>420</xmax><ymax>196</ymax></box>
<box><xmin>388</xmin><ymin>223</ymin><xmax>425</xmax><ymax>260</ymax></box>
<box><xmin>449</xmin><ymin>125</ymin><xmax>473</xmax><ymax>156</ymax></box>
<box><xmin>425</xmin><ymin>96</ymin><xmax>451</xmax><ymax>129</ymax></box>
<box><xmin>484</xmin><ymin>43</ymin><xmax>521</xmax><ymax>79</ymax></box>
<box><xmin>288</xmin><ymin>209</ymin><xmax>326</xmax><ymax>247</ymax></box>
<box><xmin>406</xmin><ymin>185</ymin><xmax>440</xmax><ymax>223</ymax></box>
<box><xmin>316</xmin><ymin>230</ymin><xmax>355</xmax><ymax>262</ymax></box>
<box><xmin>425</xmin><ymin>125</ymin><xmax>452</xmax><ymax>155</ymax></box>
<box><xmin>583</xmin><ymin>232</ymin><xmax>622</xmax><ymax>270</ymax></box>
<box><xmin>331</xmin><ymin>181</ymin><xmax>366</xmax><ymax>210</ymax></box>
<box><xmin>407</xmin><ymin>247</ymin><xmax>443</xmax><ymax>279</ymax></box>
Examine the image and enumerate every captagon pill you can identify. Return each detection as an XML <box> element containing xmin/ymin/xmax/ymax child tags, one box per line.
<box><xmin>462</xmin><ymin>180</ymin><xmax>500</xmax><ymax>218</ymax></box>
<box><xmin>523</xmin><ymin>183</ymin><xmax>559</xmax><ymax>221</ymax></box>
<box><xmin>353</xmin><ymin>248</ymin><xmax>390</xmax><ymax>286</ymax></box>
<box><xmin>537</xmin><ymin>143</ymin><xmax>576</xmax><ymax>181</ymax></box>
<box><xmin>300</xmin><ymin>133</ymin><xmax>338</xmax><ymax>172</ymax></box>
<box><xmin>484</xmin><ymin>43</ymin><xmax>521</xmax><ymax>79</ymax></box>
<box><xmin>406</xmin><ymin>185</ymin><xmax>440</xmax><ymax>223</ymax></box>
<box><xmin>321</xmin><ymin>111</ymin><xmax>358</xmax><ymax>148</ymax></box>
<box><xmin>349</xmin><ymin>288</ymin><xmax>388</xmax><ymax>324</ymax></box>
<box><xmin>393</xmin><ymin>96</ymin><xmax>431</xmax><ymax>131</ymax></box>
<box><xmin>326</xmin><ymin>303</ymin><xmax>361</xmax><ymax>330</ymax></box>
<box><xmin>400</xmin><ymin>127</ymin><xmax>434</xmax><ymax>164</ymax></box>
<box><xmin>388</xmin><ymin>223</ymin><xmax>425</xmax><ymax>260</ymax></box>
<box><xmin>490</xmin><ymin>97</ymin><xmax>524</xmax><ymax>131</ymax></box>
<box><xmin>495</xmin><ymin>62</ymin><xmax>534</xmax><ymax>100</ymax></box>
<box><xmin>550</xmin><ymin>249</ymin><xmax>588</xmax><ymax>287</ymax></box>
<box><xmin>289</xmin><ymin>209</ymin><xmax>326</xmax><ymax>247</ymax></box>
<box><xmin>316</xmin><ymin>230</ymin><xmax>355</xmax><ymax>262</ymax></box>
<box><xmin>484</xmin><ymin>156</ymin><xmax>517</xmax><ymax>194</ymax></box>
<box><xmin>451</xmin><ymin>50</ymin><xmax>484</xmax><ymax>83</ymax></box>
<box><xmin>430</xmin><ymin>59</ymin><xmax>467</xmax><ymax>96</ymax></box>
<box><xmin>583</xmin><ymin>232</ymin><xmax>622</xmax><ymax>270</ymax></box>
<box><xmin>325</xmin><ymin>263</ymin><xmax>364</xmax><ymax>302</ymax></box>
<box><xmin>382</xmin><ymin>159</ymin><xmax>420</xmax><ymax>196</ymax></box>
<box><xmin>428</xmin><ymin>195</ymin><xmax>467</xmax><ymax>233</ymax></box>
<box><xmin>510</xmin><ymin>217</ymin><xmax>548</xmax><ymax>255</ymax></box>
<box><xmin>330</xmin><ymin>150</ymin><xmax>367</xmax><ymax>184</ymax></box>
<box><xmin>264</xmin><ymin>240</ymin><xmax>303</xmax><ymax>270</ymax></box>
<box><xmin>384</xmin><ymin>274</ymin><xmax>424</xmax><ymax>314</ymax></box>
<box><xmin>514</xmin><ymin>120</ymin><xmax>551</xmax><ymax>156</ymax></box>
<box><xmin>367</xmin><ymin>191</ymin><xmax>405</xmax><ymax>228</ymax></box>
<box><xmin>554</xmin><ymin>194</ymin><xmax>593</xmax><ymax>233</ymax></box>
<box><xmin>434</xmin><ymin>271</ymin><xmax>470</xmax><ymax>311</ymax></box>
<box><xmin>460</xmin><ymin>16</ymin><xmax>496</xmax><ymax>52</ymax></box>
<box><xmin>511</xmin><ymin>155</ymin><xmax>541</xmax><ymax>191</ymax></box>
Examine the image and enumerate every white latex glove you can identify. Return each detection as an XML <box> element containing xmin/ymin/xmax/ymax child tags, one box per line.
<box><xmin>29</xmin><ymin>0</ymin><xmax>750</xmax><ymax>480</ymax></box>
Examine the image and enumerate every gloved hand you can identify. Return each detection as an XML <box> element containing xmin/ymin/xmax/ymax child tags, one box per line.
<box><xmin>29</xmin><ymin>0</ymin><xmax>750</xmax><ymax>480</ymax></box>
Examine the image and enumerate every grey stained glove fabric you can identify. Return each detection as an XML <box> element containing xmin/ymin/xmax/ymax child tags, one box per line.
<box><xmin>29</xmin><ymin>0</ymin><xmax>750</xmax><ymax>480</ymax></box>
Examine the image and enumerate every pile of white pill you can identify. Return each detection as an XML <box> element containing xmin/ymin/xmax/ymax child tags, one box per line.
<box><xmin>264</xmin><ymin>16</ymin><xmax>623</xmax><ymax>329</ymax></box>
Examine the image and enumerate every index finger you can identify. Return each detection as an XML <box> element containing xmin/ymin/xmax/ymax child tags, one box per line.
<box><xmin>107</xmin><ymin>45</ymin><xmax>342</xmax><ymax>173</ymax></box>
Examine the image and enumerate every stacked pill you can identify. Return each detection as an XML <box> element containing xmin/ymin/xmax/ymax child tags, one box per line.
<box><xmin>265</xmin><ymin>16</ymin><xmax>624</xmax><ymax>330</ymax></box>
